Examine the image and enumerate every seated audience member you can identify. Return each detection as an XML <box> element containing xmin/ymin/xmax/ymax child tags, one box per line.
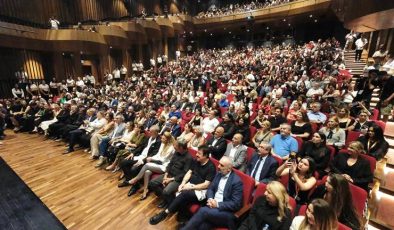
<box><xmin>234</xmin><ymin>117</ymin><xmax>250</xmax><ymax>145</ymax></box>
<box><xmin>149</xmin><ymin>145</ymin><xmax>216</xmax><ymax>225</ymax></box>
<box><xmin>252</xmin><ymin>120</ymin><xmax>274</xmax><ymax>148</ymax></box>
<box><xmin>124</xmin><ymin>106</ymin><xmax>135</xmax><ymax>122</ymax></box>
<box><xmin>46</xmin><ymin>103</ymin><xmax>71</xmax><ymax>137</ymax></box>
<box><xmin>348</xmin><ymin>110</ymin><xmax>373</xmax><ymax>133</ymax></box>
<box><xmin>298</xmin><ymin>132</ymin><xmax>330</xmax><ymax>177</ymax></box>
<box><xmin>105</xmin><ymin>123</ymin><xmax>144</xmax><ymax>171</ymax></box>
<box><xmin>224</xmin><ymin>133</ymin><xmax>247</xmax><ymax>172</ymax></box>
<box><xmin>149</xmin><ymin>139</ymin><xmax>193</xmax><ymax>208</ymax></box>
<box><xmin>201</xmin><ymin>110</ymin><xmax>220</xmax><ymax>134</ymax></box>
<box><xmin>247</xmin><ymin>142</ymin><xmax>278</xmax><ymax>185</ymax></box>
<box><xmin>270</xmin><ymin>123</ymin><xmax>298</xmax><ymax>160</ymax></box>
<box><xmin>330</xmin><ymin>141</ymin><xmax>373</xmax><ymax>191</ymax></box>
<box><xmin>181</xmin><ymin>156</ymin><xmax>243</xmax><ymax>230</ymax></box>
<box><xmin>96</xmin><ymin>115</ymin><xmax>126</xmax><ymax>167</ymax></box>
<box><xmin>310</xmin><ymin>174</ymin><xmax>362</xmax><ymax>229</ymax></box>
<box><xmin>290</xmin><ymin>199</ymin><xmax>337</xmax><ymax>230</ymax></box>
<box><xmin>181</xmin><ymin>107</ymin><xmax>194</xmax><ymax>125</ymax></box>
<box><xmin>189</xmin><ymin>97</ymin><xmax>202</xmax><ymax>113</ymax></box>
<box><xmin>206</xmin><ymin>126</ymin><xmax>227</xmax><ymax>160</ymax></box>
<box><xmin>188</xmin><ymin>126</ymin><xmax>206</xmax><ymax>150</ymax></box>
<box><xmin>336</xmin><ymin>107</ymin><xmax>355</xmax><ymax>131</ymax></box>
<box><xmin>83</xmin><ymin>113</ymin><xmax>113</xmax><ymax>156</ymax></box>
<box><xmin>251</xmin><ymin>109</ymin><xmax>266</xmax><ymax>128</ymax></box>
<box><xmin>143</xmin><ymin>110</ymin><xmax>158</xmax><ymax>130</ymax></box>
<box><xmin>123</xmin><ymin>131</ymin><xmax>175</xmax><ymax>199</ymax></box>
<box><xmin>169</xmin><ymin>104</ymin><xmax>181</xmax><ymax>119</ymax></box>
<box><xmin>188</xmin><ymin>108</ymin><xmax>203</xmax><ymax>126</ymax></box>
<box><xmin>161</xmin><ymin>116</ymin><xmax>181</xmax><ymax>138</ymax></box>
<box><xmin>177</xmin><ymin>123</ymin><xmax>194</xmax><ymax>144</ymax></box>
<box><xmin>218</xmin><ymin>113</ymin><xmax>236</xmax><ymax>139</ymax></box>
<box><xmin>306</xmin><ymin>82</ymin><xmax>324</xmax><ymax>99</ymax></box>
<box><xmin>291</xmin><ymin>111</ymin><xmax>312</xmax><ymax>141</ymax></box>
<box><xmin>31</xmin><ymin>102</ymin><xmax>54</xmax><ymax>133</ymax></box>
<box><xmin>287</xmin><ymin>101</ymin><xmax>302</xmax><ymax>121</ymax></box>
<box><xmin>319</xmin><ymin>116</ymin><xmax>346</xmax><ymax>148</ymax></box>
<box><xmin>268</xmin><ymin>108</ymin><xmax>287</xmax><ymax>132</ymax></box>
<box><xmin>39</xmin><ymin>104</ymin><xmax>61</xmax><ymax>135</ymax></box>
<box><xmin>276</xmin><ymin>157</ymin><xmax>317</xmax><ymax>205</ymax></box>
<box><xmin>58</xmin><ymin>107</ymin><xmax>95</xmax><ymax>140</ymax></box>
<box><xmin>238</xmin><ymin>181</ymin><xmax>292</xmax><ymax>230</ymax></box>
<box><xmin>307</xmin><ymin>102</ymin><xmax>327</xmax><ymax>125</ymax></box>
<box><xmin>118</xmin><ymin>125</ymin><xmax>161</xmax><ymax>189</ymax></box>
<box><xmin>357</xmin><ymin>123</ymin><xmax>389</xmax><ymax>160</ymax></box>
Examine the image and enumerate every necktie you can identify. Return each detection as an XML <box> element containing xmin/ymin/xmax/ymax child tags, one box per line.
<box><xmin>327</xmin><ymin>130</ymin><xmax>333</xmax><ymax>139</ymax></box>
<box><xmin>251</xmin><ymin>157</ymin><xmax>263</xmax><ymax>179</ymax></box>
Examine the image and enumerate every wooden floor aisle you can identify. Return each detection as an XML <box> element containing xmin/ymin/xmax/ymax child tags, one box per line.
<box><xmin>0</xmin><ymin>131</ymin><xmax>177</xmax><ymax>230</ymax></box>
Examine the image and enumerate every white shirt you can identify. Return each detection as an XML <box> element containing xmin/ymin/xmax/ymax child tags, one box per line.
<box><xmin>202</xmin><ymin>117</ymin><xmax>219</xmax><ymax>134</ymax></box>
<box><xmin>229</xmin><ymin>144</ymin><xmax>240</xmax><ymax>160</ymax></box>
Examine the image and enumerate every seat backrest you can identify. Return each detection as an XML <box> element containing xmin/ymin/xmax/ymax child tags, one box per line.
<box><xmin>345</xmin><ymin>131</ymin><xmax>361</xmax><ymax>147</ymax></box>
<box><xmin>249</xmin><ymin>126</ymin><xmax>257</xmax><ymax>141</ymax></box>
<box><xmin>327</xmin><ymin>145</ymin><xmax>336</xmax><ymax>162</ymax></box>
<box><xmin>272</xmin><ymin>155</ymin><xmax>283</xmax><ymax>166</ymax></box>
<box><xmin>252</xmin><ymin>183</ymin><xmax>267</xmax><ymax>203</ymax></box>
<box><xmin>338</xmin><ymin>222</ymin><xmax>352</xmax><ymax>230</ymax></box>
<box><xmin>349</xmin><ymin>183</ymin><xmax>368</xmax><ymax>216</ymax></box>
<box><xmin>210</xmin><ymin>157</ymin><xmax>219</xmax><ymax>167</ymax></box>
<box><xmin>360</xmin><ymin>153</ymin><xmax>376</xmax><ymax>175</ymax></box>
<box><xmin>289</xmin><ymin>196</ymin><xmax>297</xmax><ymax>217</ymax></box>
<box><xmin>246</xmin><ymin>147</ymin><xmax>256</xmax><ymax>163</ymax></box>
<box><xmin>233</xmin><ymin>169</ymin><xmax>255</xmax><ymax>205</ymax></box>
<box><xmin>188</xmin><ymin>148</ymin><xmax>197</xmax><ymax>159</ymax></box>
<box><xmin>373</xmin><ymin>120</ymin><xmax>386</xmax><ymax>132</ymax></box>
<box><xmin>294</xmin><ymin>136</ymin><xmax>303</xmax><ymax>152</ymax></box>
<box><xmin>371</xmin><ymin>108</ymin><xmax>379</xmax><ymax>121</ymax></box>
<box><xmin>298</xmin><ymin>204</ymin><xmax>307</xmax><ymax>215</ymax></box>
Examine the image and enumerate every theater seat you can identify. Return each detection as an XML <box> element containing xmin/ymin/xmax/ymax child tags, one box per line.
<box><xmin>373</xmin><ymin>120</ymin><xmax>386</xmax><ymax>132</ymax></box>
<box><xmin>252</xmin><ymin>183</ymin><xmax>267</xmax><ymax>203</ymax></box>
<box><xmin>249</xmin><ymin>126</ymin><xmax>257</xmax><ymax>142</ymax></box>
<box><xmin>289</xmin><ymin>196</ymin><xmax>297</xmax><ymax>217</ymax></box>
<box><xmin>349</xmin><ymin>183</ymin><xmax>368</xmax><ymax>216</ymax></box>
<box><xmin>338</xmin><ymin>223</ymin><xmax>352</xmax><ymax>230</ymax></box>
<box><xmin>246</xmin><ymin>147</ymin><xmax>256</xmax><ymax>163</ymax></box>
<box><xmin>346</xmin><ymin>131</ymin><xmax>361</xmax><ymax>147</ymax></box>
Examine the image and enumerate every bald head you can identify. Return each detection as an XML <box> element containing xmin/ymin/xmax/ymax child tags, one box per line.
<box><xmin>218</xmin><ymin>156</ymin><xmax>233</xmax><ymax>175</ymax></box>
<box><xmin>232</xmin><ymin>133</ymin><xmax>243</xmax><ymax>146</ymax></box>
<box><xmin>214</xmin><ymin>126</ymin><xmax>224</xmax><ymax>139</ymax></box>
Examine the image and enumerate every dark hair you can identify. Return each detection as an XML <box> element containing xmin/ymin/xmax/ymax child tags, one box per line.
<box><xmin>301</xmin><ymin>199</ymin><xmax>337</xmax><ymax>230</ymax></box>
<box><xmin>315</xmin><ymin>132</ymin><xmax>327</xmax><ymax>146</ymax></box>
<box><xmin>328</xmin><ymin>174</ymin><xmax>361</xmax><ymax>229</ymax></box>
<box><xmin>367</xmin><ymin>123</ymin><xmax>385</xmax><ymax>141</ymax></box>
<box><xmin>297</xmin><ymin>156</ymin><xmax>316</xmax><ymax>179</ymax></box>
<box><xmin>176</xmin><ymin>139</ymin><xmax>188</xmax><ymax>150</ymax></box>
<box><xmin>198</xmin><ymin>145</ymin><xmax>210</xmax><ymax>157</ymax></box>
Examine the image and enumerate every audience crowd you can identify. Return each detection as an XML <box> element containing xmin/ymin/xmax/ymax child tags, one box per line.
<box><xmin>196</xmin><ymin>0</ymin><xmax>293</xmax><ymax>18</ymax></box>
<box><xmin>1</xmin><ymin>37</ymin><xmax>393</xmax><ymax>229</ymax></box>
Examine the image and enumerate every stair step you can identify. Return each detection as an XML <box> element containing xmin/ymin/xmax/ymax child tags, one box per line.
<box><xmin>385</xmin><ymin>148</ymin><xmax>394</xmax><ymax>166</ymax></box>
<box><xmin>368</xmin><ymin>190</ymin><xmax>394</xmax><ymax>229</ymax></box>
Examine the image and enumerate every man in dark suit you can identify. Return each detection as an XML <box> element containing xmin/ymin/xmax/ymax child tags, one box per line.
<box><xmin>206</xmin><ymin>126</ymin><xmax>227</xmax><ymax>160</ymax></box>
<box><xmin>118</xmin><ymin>125</ymin><xmax>161</xmax><ymax>194</ymax></box>
<box><xmin>144</xmin><ymin>110</ymin><xmax>158</xmax><ymax>130</ymax></box>
<box><xmin>160</xmin><ymin>116</ymin><xmax>181</xmax><ymax>138</ymax></box>
<box><xmin>181</xmin><ymin>156</ymin><xmax>243</xmax><ymax>230</ymax></box>
<box><xmin>247</xmin><ymin>142</ymin><xmax>278</xmax><ymax>186</ymax></box>
<box><xmin>190</xmin><ymin>96</ymin><xmax>202</xmax><ymax>113</ymax></box>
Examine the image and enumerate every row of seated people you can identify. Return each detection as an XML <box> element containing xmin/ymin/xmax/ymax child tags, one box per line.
<box><xmin>115</xmin><ymin>132</ymin><xmax>365</xmax><ymax>230</ymax></box>
<box><xmin>35</xmin><ymin>104</ymin><xmax>370</xmax><ymax>229</ymax></box>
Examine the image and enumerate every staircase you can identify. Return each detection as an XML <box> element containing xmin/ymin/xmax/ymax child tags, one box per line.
<box><xmin>344</xmin><ymin>50</ymin><xmax>394</xmax><ymax>229</ymax></box>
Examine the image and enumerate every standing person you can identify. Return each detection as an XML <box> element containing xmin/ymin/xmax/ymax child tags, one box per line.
<box><xmin>354</xmin><ymin>35</ymin><xmax>368</xmax><ymax>62</ymax></box>
<box><xmin>378</xmin><ymin>71</ymin><xmax>394</xmax><ymax>122</ymax></box>
<box><xmin>344</xmin><ymin>31</ymin><xmax>357</xmax><ymax>50</ymax></box>
<box><xmin>120</xmin><ymin>65</ymin><xmax>127</xmax><ymax>81</ymax></box>
<box><xmin>49</xmin><ymin>16</ymin><xmax>60</xmax><ymax>29</ymax></box>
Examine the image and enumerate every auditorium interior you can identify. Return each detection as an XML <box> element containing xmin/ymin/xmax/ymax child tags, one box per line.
<box><xmin>1</xmin><ymin>0</ymin><xmax>394</xmax><ymax>229</ymax></box>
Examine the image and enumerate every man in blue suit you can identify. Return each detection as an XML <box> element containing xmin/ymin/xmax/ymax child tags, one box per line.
<box><xmin>247</xmin><ymin>142</ymin><xmax>279</xmax><ymax>186</ymax></box>
<box><xmin>182</xmin><ymin>156</ymin><xmax>243</xmax><ymax>230</ymax></box>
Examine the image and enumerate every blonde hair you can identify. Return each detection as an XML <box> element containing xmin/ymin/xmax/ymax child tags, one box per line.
<box><xmin>349</xmin><ymin>141</ymin><xmax>365</xmax><ymax>154</ymax></box>
<box><xmin>267</xmin><ymin>181</ymin><xmax>290</xmax><ymax>222</ymax></box>
<box><xmin>161</xmin><ymin>131</ymin><xmax>175</xmax><ymax>156</ymax></box>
